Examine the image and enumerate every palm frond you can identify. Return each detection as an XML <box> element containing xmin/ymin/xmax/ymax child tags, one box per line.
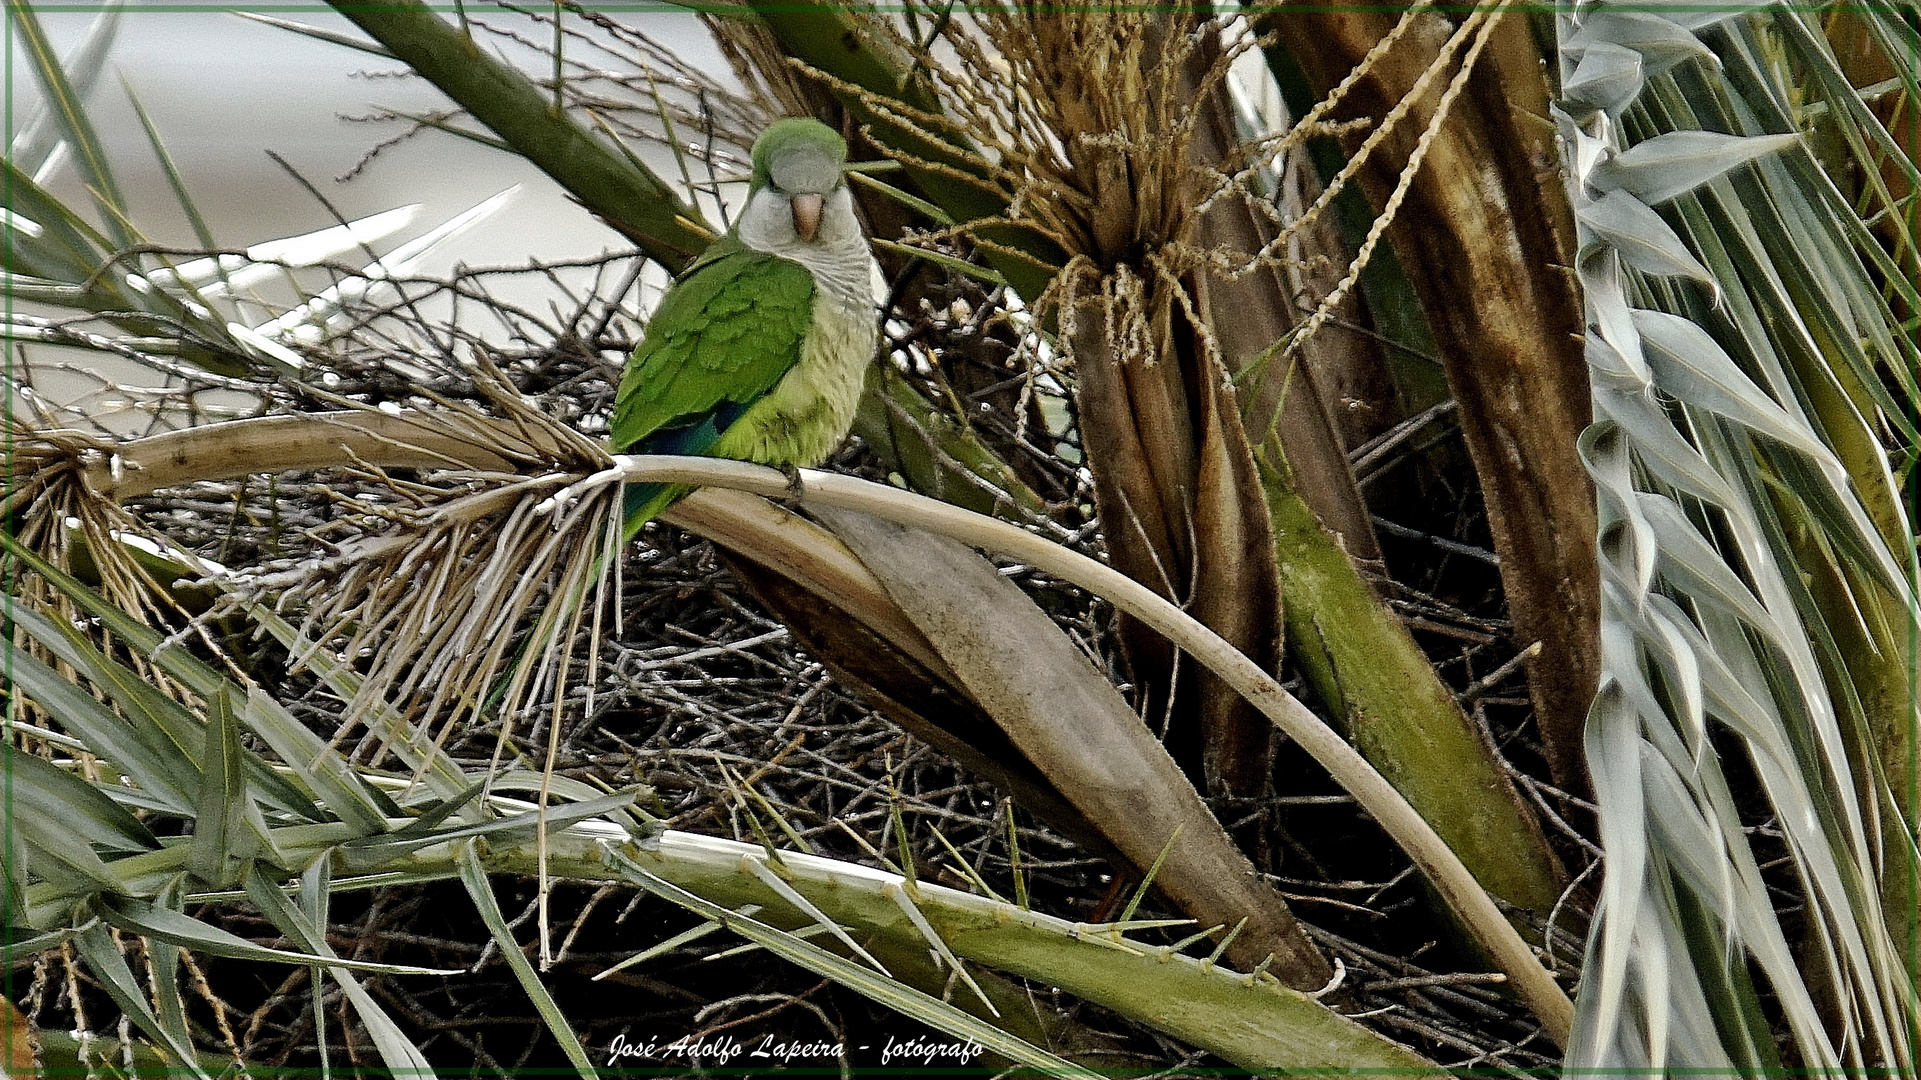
<box><xmin>0</xmin><ymin>558</ymin><xmax>1442</xmax><ymax>1071</ymax></box>
<box><xmin>1557</xmin><ymin>3</ymin><xmax>1920</xmax><ymax>1068</ymax></box>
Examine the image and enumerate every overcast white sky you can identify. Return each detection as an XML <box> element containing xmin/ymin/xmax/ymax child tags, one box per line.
<box><xmin>5</xmin><ymin>7</ymin><xmax>745</xmax><ymax>422</ymax></box>
<box><xmin>10</xmin><ymin>7</ymin><xmax>729</xmax><ymax>268</ymax></box>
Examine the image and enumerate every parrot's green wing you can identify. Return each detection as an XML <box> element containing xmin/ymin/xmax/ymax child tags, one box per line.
<box><xmin>612</xmin><ymin>239</ymin><xmax>815</xmax><ymax>452</ymax></box>
<box><xmin>611</xmin><ymin>237</ymin><xmax>816</xmax><ymax>535</ymax></box>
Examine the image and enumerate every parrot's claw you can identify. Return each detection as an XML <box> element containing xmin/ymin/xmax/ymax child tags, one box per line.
<box><xmin>779</xmin><ymin>464</ymin><xmax>807</xmax><ymax>513</ymax></box>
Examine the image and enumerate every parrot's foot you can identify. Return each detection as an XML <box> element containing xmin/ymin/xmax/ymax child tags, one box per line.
<box><xmin>779</xmin><ymin>463</ymin><xmax>806</xmax><ymax>513</ymax></box>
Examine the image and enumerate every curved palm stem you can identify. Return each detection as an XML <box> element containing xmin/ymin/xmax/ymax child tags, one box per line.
<box><xmin>75</xmin><ymin>420</ymin><xmax>1576</xmax><ymax>1044</ymax></box>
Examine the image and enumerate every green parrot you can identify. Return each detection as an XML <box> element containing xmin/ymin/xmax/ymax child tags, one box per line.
<box><xmin>612</xmin><ymin>117</ymin><xmax>879</xmax><ymax>540</ymax></box>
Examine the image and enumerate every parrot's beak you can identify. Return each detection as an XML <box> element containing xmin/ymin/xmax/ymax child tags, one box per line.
<box><xmin>791</xmin><ymin>193</ymin><xmax>824</xmax><ymax>242</ymax></box>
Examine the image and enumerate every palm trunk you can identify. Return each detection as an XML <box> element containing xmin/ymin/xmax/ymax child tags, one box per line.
<box><xmin>1261</xmin><ymin>6</ymin><xmax>1600</xmax><ymax>796</ymax></box>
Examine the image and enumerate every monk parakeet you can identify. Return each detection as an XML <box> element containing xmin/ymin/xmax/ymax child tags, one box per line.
<box><xmin>612</xmin><ymin>117</ymin><xmax>878</xmax><ymax>539</ymax></box>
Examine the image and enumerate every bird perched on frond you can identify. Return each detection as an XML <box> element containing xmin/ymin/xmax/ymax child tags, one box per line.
<box><xmin>611</xmin><ymin>117</ymin><xmax>879</xmax><ymax>540</ymax></box>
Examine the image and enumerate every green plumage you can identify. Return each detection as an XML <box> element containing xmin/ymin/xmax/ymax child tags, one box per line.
<box><xmin>611</xmin><ymin>239</ymin><xmax>816</xmax><ymax>450</ymax></box>
<box><xmin>610</xmin><ymin>117</ymin><xmax>873</xmax><ymax>542</ymax></box>
<box><xmin>610</xmin><ymin>241</ymin><xmax>816</xmax><ymax>537</ymax></box>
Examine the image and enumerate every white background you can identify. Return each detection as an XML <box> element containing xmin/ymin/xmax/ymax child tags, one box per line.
<box><xmin>11</xmin><ymin>5</ymin><xmax>731</xmax><ymax>285</ymax></box>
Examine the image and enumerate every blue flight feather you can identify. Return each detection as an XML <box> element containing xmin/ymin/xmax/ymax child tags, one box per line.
<box><xmin>620</xmin><ymin>399</ymin><xmax>752</xmax><ymax>530</ymax></box>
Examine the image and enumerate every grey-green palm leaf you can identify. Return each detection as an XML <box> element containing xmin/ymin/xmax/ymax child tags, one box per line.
<box><xmin>1558</xmin><ymin>3</ymin><xmax>1921</xmax><ymax>1070</ymax></box>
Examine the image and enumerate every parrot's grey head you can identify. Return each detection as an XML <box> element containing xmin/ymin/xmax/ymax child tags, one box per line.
<box><xmin>742</xmin><ymin>118</ymin><xmax>856</xmax><ymax>247</ymax></box>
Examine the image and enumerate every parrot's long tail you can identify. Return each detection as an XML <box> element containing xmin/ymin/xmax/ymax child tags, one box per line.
<box><xmin>621</xmin><ymin>481</ymin><xmax>692</xmax><ymax>543</ymax></box>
